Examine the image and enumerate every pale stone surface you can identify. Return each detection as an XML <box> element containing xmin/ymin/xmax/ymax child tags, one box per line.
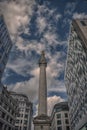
<box><xmin>33</xmin><ymin>52</ymin><xmax>51</xmax><ymax>130</ymax></box>
<box><xmin>38</xmin><ymin>51</ymin><xmax>47</xmax><ymax>115</ymax></box>
<box><xmin>38</xmin><ymin>65</ymin><xmax>47</xmax><ymax>115</ymax></box>
<box><xmin>33</xmin><ymin>115</ymin><xmax>51</xmax><ymax>130</ymax></box>
<box><xmin>34</xmin><ymin>125</ymin><xmax>51</xmax><ymax>130</ymax></box>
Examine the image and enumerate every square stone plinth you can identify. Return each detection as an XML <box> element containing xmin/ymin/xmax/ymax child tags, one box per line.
<box><xmin>33</xmin><ymin>114</ymin><xmax>51</xmax><ymax>130</ymax></box>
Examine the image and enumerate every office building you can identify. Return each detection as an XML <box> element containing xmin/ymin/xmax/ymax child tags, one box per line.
<box><xmin>0</xmin><ymin>85</ymin><xmax>18</xmax><ymax>130</ymax></box>
<box><xmin>65</xmin><ymin>19</ymin><xmax>87</xmax><ymax>130</ymax></box>
<box><xmin>10</xmin><ymin>92</ymin><xmax>33</xmax><ymax>130</ymax></box>
<box><xmin>51</xmin><ymin>101</ymin><xmax>70</xmax><ymax>130</ymax></box>
<box><xmin>0</xmin><ymin>15</ymin><xmax>12</xmax><ymax>81</ymax></box>
<box><xmin>0</xmin><ymin>15</ymin><xmax>17</xmax><ymax>130</ymax></box>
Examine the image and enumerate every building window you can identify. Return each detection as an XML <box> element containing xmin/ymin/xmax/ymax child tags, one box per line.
<box><xmin>16</xmin><ymin>120</ymin><xmax>19</xmax><ymax>124</ymax></box>
<box><xmin>41</xmin><ymin>125</ymin><xmax>43</xmax><ymax>129</ymax></box>
<box><xmin>80</xmin><ymin>21</ymin><xmax>86</xmax><ymax>26</ymax></box>
<box><xmin>8</xmin><ymin>127</ymin><xmax>11</xmax><ymax>130</ymax></box>
<box><xmin>21</xmin><ymin>114</ymin><xmax>23</xmax><ymax>117</ymax></box>
<box><xmin>57</xmin><ymin>114</ymin><xmax>61</xmax><ymax>119</ymax></box>
<box><xmin>66</xmin><ymin>126</ymin><xmax>70</xmax><ymax>130</ymax></box>
<box><xmin>21</xmin><ymin>120</ymin><xmax>22</xmax><ymax>123</ymax></box>
<box><xmin>25</xmin><ymin>114</ymin><xmax>28</xmax><ymax>118</ymax></box>
<box><xmin>24</xmin><ymin>127</ymin><xmax>27</xmax><ymax>130</ymax></box>
<box><xmin>65</xmin><ymin>119</ymin><xmax>69</xmax><ymax>124</ymax></box>
<box><xmin>57</xmin><ymin>126</ymin><xmax>62</xmax><ymax>130</ymax></box>
<box><xmin>56</xmin><ymin>108</ymin><xmax>62</xmax><ymax>112</ymax></box>
<box><xmin>65</xmin><ymin>113</ymin><xmax>68</xmax><ymax>118</ymax></box>
<box><xmin>2</xmin><ymin>112</ymin><xmax>5</xmax><ymax>119</ymax></box>
<box><xmin>15</xmin><ymin>126</ymin><xmax>18</xmax><ymax>130</ymax></box>
<box><xmin>0</xmin><ymin>122</ymin><xmax>3</xmax><ymax>129</ymax></box>
<box><xmin>57</xmin><ymin>120</ymin><xmax>61</xmax><ymax>125</ymax></box>
<box><xmin>26</xmin><ymin>109</ymin><xmax>29</xmax><ymax>112</ymax></box>
<box><xmin>24</xmin><ymin>120</ymin><xmax>27</xmax><ymax>125</ymax></box>
<box><xmin>17</xmin><ymin>114</ymin><xmax>20</xmax><ymax>117</ymax></box>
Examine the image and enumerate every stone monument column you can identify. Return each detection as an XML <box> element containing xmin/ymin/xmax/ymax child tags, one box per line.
<box><xmin>33</xmin><ymin>51</ymin><xmax>51</xmax><ymax>130</ymax></box>
<box><xmin>38</xmin><ymin>51</ymin><xmax>47</xmax><ymax>115</ymax></box>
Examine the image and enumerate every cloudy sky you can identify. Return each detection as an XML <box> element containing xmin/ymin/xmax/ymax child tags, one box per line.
<box><xmin>0</xmin><ymin>0</ymin><xmax>87</xmax><ymax>117</ymax></box>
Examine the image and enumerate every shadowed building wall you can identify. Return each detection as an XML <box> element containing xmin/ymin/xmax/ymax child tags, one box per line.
<box><xmin>0</xmin><ymin>15</ymin><xmax>12</xmax><ymax>82</ymax></box>
<box><xmin>65</xmin><ymin>19</ymin><xmax>87</xmax><ymax>130</ymax></box>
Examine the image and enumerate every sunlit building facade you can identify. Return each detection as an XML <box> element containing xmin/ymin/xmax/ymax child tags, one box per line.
<box><xmin>10</xmin><ymin>92</ymin><xmax>33</xmax><ymax>130</ymax></box>
<box><xmin>65</xmin><ymin>19</ymin><xmax>87</xmax><ymax>130</ymax></box>
<box><xmin>0</xmin><ymin>15</ymin><xmax>12</xmax><ymax>81</ymax></box>
<box><xmin>51</xmin><ymin>102</ymin><xmax>70</xmax><ymax>130</ymax></box>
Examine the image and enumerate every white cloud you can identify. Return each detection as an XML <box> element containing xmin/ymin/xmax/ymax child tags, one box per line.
<box><xmin>47</xmin><ymin>62</ymin><xmax>63</xmax><ymax>87</ymax></box>
<box><xmin>16</xmin><ymin>39</ymin><xmax>46</xmax><ymax>54</ymax></box>
<box><xmin>6</xmin><ymin>58</ymin><xmax>30</xmax><ymax>76</ymax></box>
<box><xmin>43</xmin><ymin>31</ymin><xmax>58</xmax><ymax>45</ymax></box>
<box><xmin>6</xmin><ymin>47</ymin><xmax>66</xmax><ymax>101</ymax></box>
<box><xmin>55</xmin><ymin>14</ymin><xmax>61</xmax><ymax>22</ymax></box>
<box><xmin>62</xmin><ymin>2</ymin><xmax>77</xmax><ymax>27</ymax></box>
<box><xmin>47</xmin><ymin>96</ymin><xmax>64</xmax><ymax>115</ymax></box>
<box><xmin>64</xmin><ymin>2</ymin><xmax>77</xmax><ymax>16</ymax></box>
<box><xmin>36</xmin><ymin>16</ymin><xmax>47</xmax><ymax>33</ymax></box>
<box><xmin>4</xmin><ymin>45</ymin><xmax>66</xmax><ymax>106</ymax></box>
<box><xmin>36</xmin><ymin>4</ymin><xmax>61</xmax><ymax>36</ymax></box>
<box><xmin>4</xmin><ymin>39</ymin><xmax>66</xmax><ymax>99</ymax></box>
<box><xmin>49</xmin><ymin>84</ymin><xmax>66</xmax><ymax>93</ymax></box>
<box><xmin>0</xmin><ymin>0</ymin><xmax>34</xmax><ymax>40</ymax></box>
<box><xmin>8</xmin><ymin>56</ymin><xmax>66</xmax><ymax>103</ymax></box>
<box><xmin>1</xmin><ymin>1</ymin><xmax>67</xmax><ymax>120</ymax></box>
<box><xmin>34</xmin><ymin>95</ymin><xmax>64</xmax><ymax>117</ymax></box>
<box><xmin>35</xmin><ymin>6</ymin><xmax>61</xmax><ymax>46</ymax></box>
<box><xmin>36</xmin><ymin>11</ymin><xmax>61</xmax><ymax>34</ymax></box>
<box><xmin>73</xmin><ymin>12</ymin><xmax>87</xmax><ymax>19</ymax></box>
<box><xmin>9</xmin><ymin>67</ymin><xmax>39</xmax><ymax>102</ymax></box>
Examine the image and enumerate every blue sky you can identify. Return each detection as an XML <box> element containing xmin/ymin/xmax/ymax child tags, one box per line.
<box><xmin>0</xmin><ymin>0</ymin><xmax>87</xmax><ymax>116</ymax></box>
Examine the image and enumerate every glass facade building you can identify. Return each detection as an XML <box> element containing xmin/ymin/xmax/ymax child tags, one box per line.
<box><xmin>0</xmin><ymin>15</ymin><xmax>12</xmax><ymax>81</ymax></box>
<box><xmin>65</xmin><ymin>19</ymin><xmax>87</xmax><ymax>130</ymax></box>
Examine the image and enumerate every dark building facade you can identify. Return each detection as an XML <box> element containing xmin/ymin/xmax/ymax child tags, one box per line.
<box><xmin>0</xmin><ymin>14</ymin><xmax>18</xmax><ymax>130</ymax></box>
<box><xmin>65</xmin><ymin>19</ymin><xmax>87</xmax><ymax>130</ymax></box>
<box><xmin>0</xmin><ymin>85</ymin><xmax>18</xmax><ymax>130</ymax></box>
<box><xmin>0</xmin><ymin>15</ymin><xmax>12</xmax><ymax>81</ymax></box>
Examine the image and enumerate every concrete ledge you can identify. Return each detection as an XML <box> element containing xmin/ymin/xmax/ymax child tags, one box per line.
<box><xmin>33</xmin><ymin>114</ymin><xmax>51</xmax><ymax>124</ymax></box>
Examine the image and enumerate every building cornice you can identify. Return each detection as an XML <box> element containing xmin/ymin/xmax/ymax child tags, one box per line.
<box><xmin>72</xmin><ymin>19</ymin><xmax>87</xmax><ymax>49</ymax></box>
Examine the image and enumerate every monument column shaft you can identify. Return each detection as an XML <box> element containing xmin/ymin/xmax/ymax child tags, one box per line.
<box><xmin>33</xmin><ymin>52</ymin><xmax>51</xmax><ymax>130</ymax></box>
<box><xmin>38</xmin><ymin>65</ymin><xmax>47</xmax><ymax>115</ymax></box>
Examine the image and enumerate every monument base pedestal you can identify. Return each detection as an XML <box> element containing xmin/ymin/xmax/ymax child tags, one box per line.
<box><xmin>33</xmin><ymin>114</ymin><xmax>51</xmax><ymax>130</ymax></box>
